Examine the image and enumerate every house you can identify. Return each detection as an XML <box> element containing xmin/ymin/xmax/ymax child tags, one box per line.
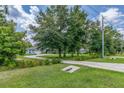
<box><xmin>26</xmin><ymin>47</ymin><xmax>41</xmax><ymax>55</ymax></box>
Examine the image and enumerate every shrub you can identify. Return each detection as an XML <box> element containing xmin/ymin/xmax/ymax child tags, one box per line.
<box><xmin>44</xmin><ymin>59</ymin><xmax>51</xmax><ymax>65</ymax></box>
<box><xmin>51</xmin><ymin>58</ymin><xmax>62</xmax><ymax>64</ymax></box>
<box><xmin>16</xmin><ymin>59</ymin><xmax>44</xmax><ymax>68</ymax></box>
<box><xmin>0</xmin><ymin>57</ymin><xmax>62</xmax><ymax>72</ymax></box>
<box><xmin>39</xmin><ymin>60</ymin><xmax>44</xmax><ymax>65</ymax></box>
<box><xmin>31</xmin><ymin>60</ymin><xmax>40</xmax><ymax>66</ymax></box>
<box><xmin>26</xmin><ymin>60</ymin><xmax>34</xmax><ymax>67</ymax></box>
<box><xmin>16</xmin><ymin>60</ymin><xmax>25</xmax><ymax>68</ymax></box>
<box><xmin>7</xmin><ymin>62</ymin><xmax>17</xmax><ymax>69</ymax></box>
<box><xmin>16</xmin><ymin>58</ymin><xmax>62</xmax><ymax>68</ymax></box>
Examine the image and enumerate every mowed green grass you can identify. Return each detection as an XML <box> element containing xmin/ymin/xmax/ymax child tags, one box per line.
<box><xmin>42</xmin><ymin>54</ymin><xmax>124</xmax><ymax>63</ymax></box>
<box><xmin>87</xmin><ymin>58</ymin><xmax>124</xmax><ymax>63</ymax></box>
<box><xmin>42</xmin><ymin>54</ymin><xmax>97</xmax><ymax>61</ymax></box>
<box><xmin>0</xmin><ymin>64</ymin><xmax>124</xmax><ymax>87</ymax></box>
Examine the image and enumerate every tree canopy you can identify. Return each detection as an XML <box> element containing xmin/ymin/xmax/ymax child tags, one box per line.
<box><xmin>31</xmin><ymin>5</ymin><xmax>124</xmax><ymax>57</ymax></box>
<box><xmin>0</xmin><ymin>6</ymin><xmax>32</xmax><ymax>65</ymax></box>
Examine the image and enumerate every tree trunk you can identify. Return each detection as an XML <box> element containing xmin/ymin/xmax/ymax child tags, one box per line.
<box><xmin>63</xmin><ymin>52</ymin><xmax>66</xmax><ymax>57</ymax></box>
<box><xmin>71</xmin><ymin>52</ymin><xmax>74</xmax><ymax>57</ymax></box>
<box><xmin>58</xmin><ymin>48</ymin><xmax>62</xmax><ymax>58</ymax></box>
<box><xmin>77</xmin><ymin>52</ymin><xmax>79</xmax><ymax>56</ymax></box>
<box><xmin>63</xmin><ymin>47</ymin><xmax>66</xmax><ymax>57</ymax></box>
<box><xmin>77</xmin><ymin>49</ymin><xmax>79</xmax><ymax>56</ymax></box>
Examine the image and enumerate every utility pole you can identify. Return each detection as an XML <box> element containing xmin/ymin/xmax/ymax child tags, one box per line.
<box><xmin>101</xmin><ymin>16</ymin><xmax>104</xmax><ymax>58</ymax></box>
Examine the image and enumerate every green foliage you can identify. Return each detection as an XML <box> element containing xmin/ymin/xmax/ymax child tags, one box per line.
<box><xmin>15</xmin><ymin>58</ymin><xmax>61</xmax><ymax>69</ymax></box>
<box><xmin>0</xmin><ymin>7</ymin><xmax>32</xmax><ymax>66</ymax></box>
<box><xmin>44</xmin><ymin>59</ymin><xmax>51</xmax><ymax>65</ymax></box>
<box><xmin>33</xmin><ymin>5</ymin><xmax>124</xmax><ymax>57</ymax></box>
<box><xmin>88</xmin><ymin>22</ymin><xmax>124</xmax><ymax>56</ymax></box>
<box><xmin>67</xmin><ymin>6</ymin><xmax>88</xmax><ymax>55</ymax></box>
<box><xmin>0</xmin><ymin>7</ymin><xmax>6</xmax><ymax>25</ymax></box>
<box><xmin>88</xmin><ymin>21</ymin><xmax>102</xmax><ymax>54</ymax></box>
<box><xmin>33</xmin><ymin>6</ymin><xmax>67</xmax><ymax>57</ymax></box>
<box><xmin>8</xmin><ymin>62</ymin><xmax>16</xmax><ymax>69</ymax></box>
<box><xmin>0</xmin><ymin>57</ymin><xmax>62</xmax><ymax>72</ymax></box>
<box><xmin>51</xmin><ymin>58</ymin><xmax>62</xmax><ymax>64</ymax></box>
<box><xmin>0</xmin><ymin>24</ymin><xmax>27</xmax><ymax>65</ymax></box>
<box><xmin>16</xmin><ymin>59</ymin><xmax>42</xmax><ymax>68</ymax></box>
<box><xmin>33</xmin><ymin>5</ymin><xmax>88</xmax><ymax>57</ymax></box>
<box><xmin>43</xmin><ymin>54</ymin><xmax>97</xmax><ymax>61</ymax></box>
<box><xmin>14</xmin><ymin>32</ymin><xmax>32</xmax><ymax>55</ymax></box>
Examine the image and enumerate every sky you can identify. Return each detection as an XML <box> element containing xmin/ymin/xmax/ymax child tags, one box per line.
<box><xmin>6</xmin><ymin>5</ymin><xmax>124</xmax><ymax>43</ymax></box>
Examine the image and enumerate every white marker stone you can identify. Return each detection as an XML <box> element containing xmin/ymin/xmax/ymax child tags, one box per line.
<box><xmin>62</xmin><ymin>65</ymin><xmax>80</xmax><ymax>73</ymax></box>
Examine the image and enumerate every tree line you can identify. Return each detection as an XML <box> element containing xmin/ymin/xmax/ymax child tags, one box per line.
<box><xmin>0</xmin><ymin>5</ymin><xmax>123</xmax><ymax>66</ymax></box>
<box><xmin>33</xmin><ymin>5</ymin><xmax>124</xmax><ymax>57</ymax></box>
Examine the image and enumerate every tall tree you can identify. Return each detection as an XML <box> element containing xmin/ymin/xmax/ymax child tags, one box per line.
<box><xmin>104</xmin><ymin>26</ymin><xmax>124</xmax><ymax>55</ymax></box>
<box><xmin>88</xmin><ymin>21</ymin><xmax>123</xmax><ymax>56</ymax></box>
<box><xmin>33</xmin><ymin>5</ymin><xmax>124</xmax><ymax>58</ymax></box>
<box><xmin>34</xmin><ymin>6</ymin><xmax>64</xmax><ymax>57</ymax></box>
<box><xmin>55</xmin><ymin>5</ymin><xmax>69</xmax><ymax>57</ymax></box>
<box><xmin>67</xmin><ymin>6</ymin><xmax>88</xmax><ymax>56</ymax></box>
<box><xmin>88</xmin><ymin>21</ymin><xmax>102</xmax><ymax>55</ymax></box>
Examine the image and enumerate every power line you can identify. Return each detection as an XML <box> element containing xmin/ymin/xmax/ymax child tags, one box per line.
<box><xmin>87</xmin><ymin>5</ymin><xmax>117</xmax><ymax>29</ymax></box>
<box><xmin>81</xmin><ymin>6</ymin><xmax>98</xmax><ymax>22</ymax></box>
<box><xmin>86</xmin><ymin>5</ymin><xmax>124</xmax><ymax>57</ymax></box>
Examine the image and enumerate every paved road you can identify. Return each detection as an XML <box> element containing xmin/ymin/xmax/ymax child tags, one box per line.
<box><xmin>109</xmin><ymin>56</ymin><xmax>124</xmax><ymax>59</ymax></box>
<box><xmin>24</xmin><ymin>54</ymin><xmax>48</xmax><ymax>59</ymax></box>
<box><xmin>63</xmin><ymin>60</ymin><xmax>124</xmax><ymax>73</ymax></box>
<box><xmin>24</xmin><ymin>54</ymin><xmax>124</xmax><ymax>73</ymax></box>
<box><xmin>25</xmin><ymin>55</ymin><xmax>43</xmax><ymax>59</ymax></box>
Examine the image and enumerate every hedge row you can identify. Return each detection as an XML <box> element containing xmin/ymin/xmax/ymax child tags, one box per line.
<box><xmin>7</xmin><ymin>58</ymin><xmax>62</xmax><ymax>69</ymax></box>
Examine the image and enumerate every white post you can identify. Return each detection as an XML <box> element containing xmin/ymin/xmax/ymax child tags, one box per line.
<box><xmin>101</xmin><ymin>16</ymin><xmax>104</xmax><ymax>58</ymax></box>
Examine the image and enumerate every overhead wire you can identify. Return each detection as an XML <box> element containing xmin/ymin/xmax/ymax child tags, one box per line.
<box><xmin>87</xmin><ymin>5</ymin><xmax>118</xmax><ymax>29</ymax></box>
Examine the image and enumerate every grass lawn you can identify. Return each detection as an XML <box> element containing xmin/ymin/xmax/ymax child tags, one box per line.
<box><xmin>0</xmin><ymin>64</ymin><xmax>124</xmax><ymax>87</ymax></box>
<box><xmin>87</xmin><ymin>58</ymin><xmax>124</xmax><ymax>63</ymax></box>
<box><xmin>42</xmin><ymin>54</ymin><xmax>124</xmax><ymax>63</ymax></box>
<box><xmin>42</xmin><ymin>53</ymin><xmax>97</xmax><ymax>61</ymax></box>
